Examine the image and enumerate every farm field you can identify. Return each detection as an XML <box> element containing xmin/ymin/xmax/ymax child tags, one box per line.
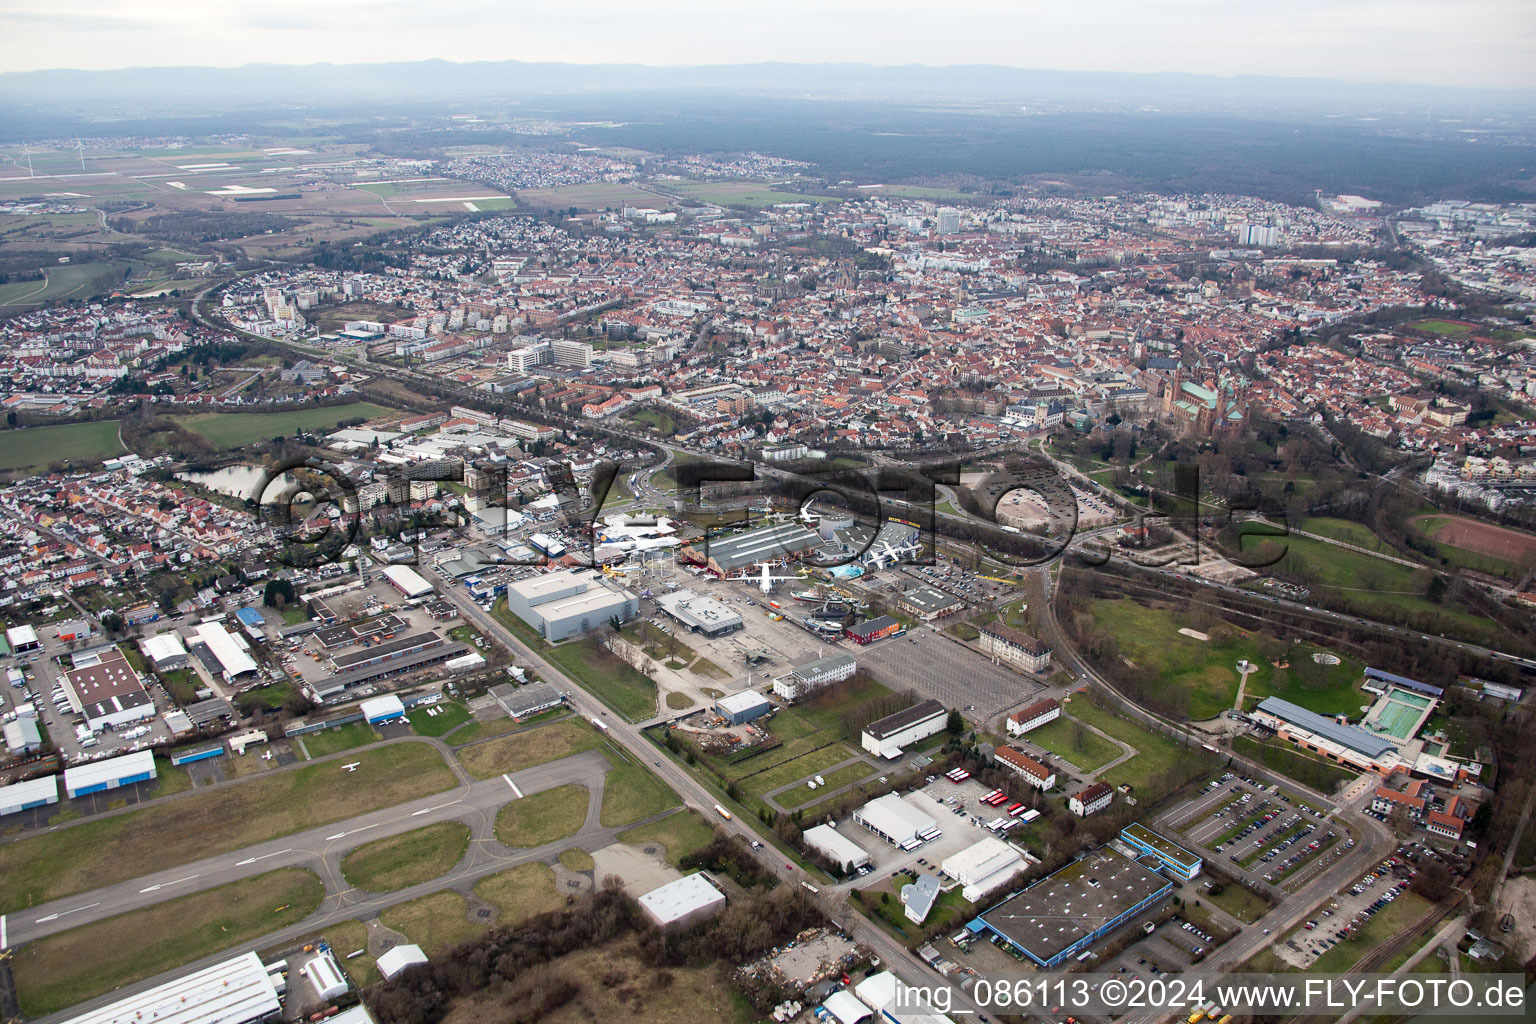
<box><xmin>0</xmin><ymin>420</ymin><xmax>125</xmax><ymax>472</ymax></box>
<box><xmin>12</xmin><ymin>869</ymin><xmax>323</xmax><ymax>1018</ymax></box>
<box><xmin>666</xmin><ymin>181</ymin><xmax>841</xmax><ymax>207</ymax></box>
<box><xmin>517</xmin><ymin>182</ymin><xmax>673</xmax><ymax>210</ymax></box>
<box><xmin>173</xmin><ymin>401</ymin><xmax>394</xmax><ymax>448</ymax></box>
<box><xmin>0</xmin><ymin>741</ymin><xmax>455</xmax><ymax>908</ymax></box>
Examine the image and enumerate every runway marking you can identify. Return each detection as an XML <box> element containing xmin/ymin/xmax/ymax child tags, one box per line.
<box><xmin>1</xmin><ymin>914</ymin><xmax>6</xmax><ymax>946</ymax></box>
<box><xmin>236</xmin><ymin>849</ymin><xmax>292</xmax><ymax>867</ymax></box>
<box><xmin>140</xmin><ymin>874</ymin><xmax>197</xmax><ymax>893</ymax></box>
<box><xmin>411</xmin><ymin>807</ymin><xmax>432</xmax><ymax>816</ymax></box>
<box><xmin>503</xmin><ymin>775</ymin><xmax>522</xmax><ymax>798</ymax></box>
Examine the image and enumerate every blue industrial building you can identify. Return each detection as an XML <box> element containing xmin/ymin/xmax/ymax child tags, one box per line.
<box><xmin>63</xmin><ymin>750</ymin><xmax>157</xmax><ymax>798</ymax></box>
<box><xmin>1120</xmin><ymin>823</ymin><xmax>1203</xmax><ymax>880</ymax></box>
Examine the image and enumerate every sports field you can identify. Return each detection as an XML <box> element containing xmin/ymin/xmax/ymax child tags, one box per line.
<box><xmin>173</xmin><ymin>401</ymin><xmax>394</xmax><ymax>448</ymax></box>
<box><xmin>0</xmin><ymin>420</ymin><xmax>125</xmax><ymax>471</ymax></box>
<box><xmin>1404</xmin><ymin>318</ymin><xmax>1476</xmax><ymax>335</ymax></box>
<box><xmin>1414</xmin><ymin>514</ymin><xmax>1536</xmax><ymax>573</ymax></box>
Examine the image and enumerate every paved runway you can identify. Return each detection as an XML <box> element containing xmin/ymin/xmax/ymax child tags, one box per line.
<box><xmin>6</xmin><ymin>749</ymin><xmax>611</xmax><ymax>948</ymax></box>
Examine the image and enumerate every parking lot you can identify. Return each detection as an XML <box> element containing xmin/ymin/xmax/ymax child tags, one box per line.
<box><xmin>830</xmin><ymin>775</ymin><xmax>1038</xmax><ymax>886</ymax></box>
<box><xmin>1275</xmin><ymin>856</ymin><xmax>1416</xmax><ymax>968</ymax></box>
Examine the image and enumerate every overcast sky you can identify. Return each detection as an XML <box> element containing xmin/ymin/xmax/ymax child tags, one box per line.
<box><xmin>2</xmin><ymin>0</ymin><xmax>1532</xmax><ymax>89</ymax></box>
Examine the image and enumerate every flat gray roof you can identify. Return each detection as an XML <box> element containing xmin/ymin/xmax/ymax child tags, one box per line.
<box><xmin>864</xmin><ymin>698</ymin><xmax>946</xmax><ymax>740</ymax></box>
<box><xmin>1255</xmin><ymin>696</ymin><xmax>1397</xmax><ymax>758</ymax></box>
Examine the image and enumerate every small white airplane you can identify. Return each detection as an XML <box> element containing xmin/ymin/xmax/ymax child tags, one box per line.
<box><xmin>751</xmin><ymin>562</ymin><xmax>801</xmax><ymax>595</ymax></box>
<box><xmin>341</xmin><ymin>762</ymin><xmax>362</xmax><ymax>773</ymax></box>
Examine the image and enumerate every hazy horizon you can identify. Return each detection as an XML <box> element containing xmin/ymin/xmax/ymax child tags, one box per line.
<box><xmin>2</xmin><ymin>0</ymin><xmax>1533</xmax><ymax>89</ymax></box>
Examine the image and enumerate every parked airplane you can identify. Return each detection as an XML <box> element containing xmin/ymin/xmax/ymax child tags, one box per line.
<box><xmin>341</xmin><ymin>762</ymin><xmax>361</xmax><ymax>772</ymax></box>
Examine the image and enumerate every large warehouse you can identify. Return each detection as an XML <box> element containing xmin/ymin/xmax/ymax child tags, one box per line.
<box><xmin>969</xmin><ymin>846</ymin><xmax>1174</xmax><ymax>968</ymax></box>
<box><xmin>853</xmin><ymin>792</ymin><xmax>937</xmax><ymax>847</ymax></box>
<box><xmin>804</xmin><ymin>823</ymin><xmax>871</xmax><ymax>873</ymax></box>
<box><xmin>638</xmin><ymin>872</ymin><xmax>726</xmax><ymax>927</ymax></box>
<box><xmin>715</xmin><ymin>689</ymin><xmax>772</xmax><ymax>725</ymax></box>
<box><xmin>861</xmin><ymin>699</ymin><xmax>947</xmax><ymax>758</ymax></box>
<box><xmin>382</xmin><ymin>563</ymin><xmax>435</xmax><ymax>599</ymax></box>
<box><xmin>942</xmin><ymin>838</ymin><xmax>1026</xmax><ymax>902</ymax></box>
<box><xmin>0</xmin><ymin>775</ymin><xmax>59</xmax><ymax>816</ymax></box>
<box><xmin>60</xmin><ymin>950</ymin><xmax>282</xmax><ymax>1024</ymax></box>
<box><xmin>64</xmin><ymin>648</ymin><xmax>155</xmax><ymax>731</ymax></box>
<box><xmin>140</xmin><ymin>631</ymin><xmax>189</xmax><ymax>672</ymax></box>
<box><xmin>503</xmin><ymin>569</ymin><xmax>638</xmax><ymax>642</ymax></box>
<box><xmin>63</xmin><ymin>749</ymin><xmax>157</xmax><ymax>798</ymax></box>
<box><xmin>654</xmin><ymin>589</ymin><xmax>742</xmax><ymax>637</ymax></box>
<box><xmin>679</xmin><ymin>521</ymin><xmax>820</xmax><ymax>576</ymax></box>
<box><xmin>191</xmin><ymin>620</ymin><xmax>260</xmax><ymax>685</ymax></box>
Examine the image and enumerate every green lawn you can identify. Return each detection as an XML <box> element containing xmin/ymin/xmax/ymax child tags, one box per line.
<box><xmin>407</xmin><ymin>700</ymin><xmax>472</xmax><ymax>736</ymax></box>
<box><xmin>13</xmin><ymin>869</ymin><xmax>322</xmax><ymax>1018</ymax></box>
<box><xmin>738</xmin><ymin>743</ymin><xmax>863</xmax><ymax>799</ymax></box>
<box><xmin>1233</xmin><ymin>735</ymin><xmax>1355</xmax><ymax>794</ymax></box>
<box><xmin>0</xmin><ymin>421</ymin><xmax>125</xmax><ymax>472</ymax></box>
<box><xmin>473</xmin><ymin>862</ymin><xmax>565</xmax><ymax>925</ymax></box>
<box><xmin>1298</xmin><ymin>517</ymin><xmax>1392</xmax><ymax>551</ymax></box>
<box><xmin>0</xmin><ymin>742</ymin><xmax>454</xmax><ymax>908</ymax></box>
<box><xmin>618</xmin><ymin>810</ymin><xmax>718</xmax><ymax>866</ymax></box>
<box><xmin>1203</xmin><ymin>882</ymin><xmax>1274</xmax><ymax>924</ymax></box>
<box><xmin>776</xmin><ymin>760</ymin><xmax>876</xmax><ymax>809</ymax></box>
<box><xmin>599</xmin><ymin>762</ymin><xmax>681</xmax><ymax>827</ymax></box>
<box><xmin>1405</xmin><ymin>319</ymin><xmax>1474</xmax><ymax>335</ymax></box>
<box><xmin>1063</xmin><ymin>698</ymin><xmax>1205</xmax><ymax>791</ymax></box>
<box><xmin>378</xmin><ymin>891</ymin><xmax>486</xmax><ymax>957</ymax></box>
<box><xmin>340</xmin><ymin>822</ymin><xmax>470</xmax><ymax>892</ymax></box>
<box><xmin>236</xmin><ymin>680</ymin><xmax>296</xmax><ymax>715</ymax></box>
<box><xmin>456</xmin><ymin>717</ymin><xmax>605</xmax><ymax>780</ymax></box>
<box><xmin>301</xmin><ymin>720</ymin><xmax>380</xmax><ymax>757</ymax></box>
<box><xmin>173</xmin><ymin>401</ymin><xmax>394</xmax><ymax>449</ymax></box>
<box><xmin>495</xmin><ymin>784</ymin><xmax>589</xmax><ymax>846</ymax></box>
<box><xmin>0</xmin><ymin>261</ymin><xmax>139</xmax><ymax>313</ymax></box>
<box><xmin>1018</xmin><ymin>715</ymin><xmax>1122</xmax><ymax>772</ymax></box>
<box><xmin>1087</xmin><ymin>598</ymin><xmax>1365</xmax><ymax>718</ymax></box>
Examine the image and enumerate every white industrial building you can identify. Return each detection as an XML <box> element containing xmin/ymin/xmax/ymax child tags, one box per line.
<box><xmin>140</xmin><ymin>631</ymin><xmax>190</xmax><ymax>671</ymax></box>
<box><xmin>941</xmin><ymin>838</ymin><xmax>1026</xmax><ymax>902</ymax></box>
<box><xmin>654</xmin><ymin>589</ymin><xmax>742</xmax><ymax>637</ymax></box>
<box><xmin>63</xmin><ymin>749</ymin><xmax>156</xmax><ymax>797</ymax></box>
<box><xmin>638</xmin><ymin>872</ymin><xmax>726</xmax><ymax>927</ymax></box>
<box><xmin>861</xmin><ymin>699</ymin><xmax>947</xmax><ymax>758</ymax></box>
<box><xmin>382</xmin><ymin>564</ymin><xmax>434</xmax><ymax>599</ymax></box>
<box><xmin>376</xmin><ymin>943</ymin><xmax>429</xmax><ymax>980</ymax></box>
<box><xmin>4</xmin><ymin>717</ymin><xmax>41</xmax><ymax>754</ymax></box>
<box><xmin>502</xmin><ymin>569</ymin><xmax>638</xmax><ymax>642</ymax></box>
<box><xmin>853</xmin><ymin>792</ymin><xmax>937</xmax><ymax>847</ymax></box>
<box><xmin>65</xmin><ymin>648</ymin><xmax>155</xmax><ymax>731</ymax></box>
<box><xmin>822</xmin><ymin>989</ymin><xmax>875</xmax><ymax>1024</ymax></box>
<box><xmin>804</xmin><ymin>823</ymin><xmax>871</xmax><ymax>872</ymax></box>
<box><xmin>191</xmin><ymin>620</ymin><xmax>260</xmax><ymax>684</ymax></box>
<box><xmin>775</xmin><ymin>652</ymin><xmax>857</xmax><ymax>701</ymax></box>
<box><xmin>305</xmin><ymin>949</ymin><xmax>349</xmax><ymax>1002</ymax></box>
<box><xmin>59</xmin><ymin>950</ymin><xmax>281</xmax><ymax>1024</ymax></box>
<box><xmin>5</xmin><ymin>624</ymin><xmax>38</xmax><ymax>652</ymax></box>
<box><xmin>361</xmin><ymin>694</ymin><xmax>406</xmax><ymax>724</ymax></box>
<box><xmin>0</xmin><ymin>774</ymin><xmax>59</xmax><ymax>816</ymax></box>
<box><xmin>715</xmin><ymin>689</ymin><xmax>772</xmax><ymax>725</ymax></box>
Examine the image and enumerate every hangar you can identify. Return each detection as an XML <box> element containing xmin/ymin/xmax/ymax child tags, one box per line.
<box><xmin>638</xmin><ymin>872</ymin><xmax>726</xmax><ymax>927</ymax></box>
<box><xmin>58</xmin><ymin>950</ymin><xmax>281</xmax><ymax>1024</ymax></box>
<box><xmin>140</xmin><ymin>632</ymin><xmax>189</xmax><ymax>672</ymax></box>
<box><xmin>503</xmin><ymin>569</ymin><xmax>638</xmax><ymax>642</ymax></box>
<box><xmin>63</xmin><ymin>749</ymin><xmax>157</xmax><ymax>798</ymax></box>
<box><xmin>715</xmin><ymin>689</ymin><xmax>771</xmax><ymax>725</ymax></box>
<box><xmin>0</xmin><ymin>775</ymin><xmax>58</xmax><ymax>816</ymax></box>
<box><xmin>191</xmin><ymin>620</ymin><xmax>260</xmax><ymax>684</ymax></box>
<box><xmin>655</xmin><ymin>589</ymin><xmax>742</xmax><ymax>637</ymax></box>
<box><xmin>803</xmin><ymin>823</ymin><xmax>871</xmax><ymax>873</ymax></box>
<box><xmin>853</xmin><ymin>792</ymin><xmax>937</xmax><ymax>847</ymax></box>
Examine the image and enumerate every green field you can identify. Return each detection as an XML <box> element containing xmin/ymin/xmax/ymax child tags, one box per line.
<box><xmin>739</xmin><ymin>743</ymin><xmax>863</xmax><ymax>800</ymax></box>
<box><xmin>173</xmin><ymin>401</ymin><xmax>394</xmax><ymax>448</ymax></box>
<box><xmin>13</xmin><ymin>869</ymin><xmax>323</xmax><ymax>1018</ymax></box>
<box><xmin>618</xmin><ymin>810</ymin><xmax>718</xmax><ymax>866</ymax></box>
<box><xmin>517</xmin><ymin>182</ymin><xmax>674</xmax><ymax>210</ymax></box>
<box><xmin>473</xmin><ymin>862</ymin><xmax>565</xmax><ymax>925</ymax></box>
<box><xmin>407</xmin><ymin>700</ymin><xmax>473</xmax><ymax>736</ymax></box>
<box><xmin>0</xmin><ymin>261</ymin><xmax>138</xmax><ymax>312</ymax></box>
<box><xmin>1063</xmin><ymin>698</ymin><xmax>1207</xmax><ymax>791</ymax></box>
<box><xmin>859</xmin><ymin>185</ymin><xmax>976</xmax><ymax>200</ymax></box>
<box><xmin>1298</xmin><ymin>517</ymin><xmax>1392</xmax><ymax>552</ymax></box>
<box><xmin>456</xmin><ymin>717</ymin><xmax>605</xmax><ymax>780</ymax></box>
<box><xmin>1086</xmin><ymin>599</ymin><xmax>1365</xmax><ymax>719</ymax></box>
<box><xmin>340</xmin><ymin>822</ymin><xmax>470</xmax><ymax>892</ymax></box>
<box><xmin>1232</xmin><ymin>735</ymin><xmax>1355</xmax><ymax>793</ymax></box>
<box><xmin>378</xmin><ymin>890</ymin><xmax>486</xmax><ymax>957</ymax></box>
<box><xmin>495</xmin><ymin>784</ymin><xmax>589</xmax><ymax>846</ymax></box>
<box><xmin>668</xmin><ymin>181</ymin><xmax>841</xmax><ymax>207</ymax></box>
<box><xmin>0</xmin><ymin>741</ymin><xmax>455</xmax><ymax>908</ymax></box>
<box><xmin>1203</xmin><ymin>881</ymin><xmax>1275</xmax><ymax>924</ymax></box>
<box><xmin>600</xmin><ymin>762</ymin><xmax>682</xmax><ymax>827</ymax></box>
<box><xmin>301</xmin><ymin>720</ymin><xmax>380</xmax><ymax>757</ymax></box>
<box><xmin>1405</xmin><ymin>319</ymin><xmax>1475</xmax><ymax>335</ymax></box>
<box><xmin>0</xmin><ymin>420</ymin><xmax>125</xmax><ymax>472</ymax></box>
<box><xmin>1017</xmin><ymin>714</ymin><xmax>1122</xmax><ymax>772</ymax></box>
<box><xmin>776</xmin><ymin>760</ymin><xmax>876</xmax><ymax>809</ymax></box>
